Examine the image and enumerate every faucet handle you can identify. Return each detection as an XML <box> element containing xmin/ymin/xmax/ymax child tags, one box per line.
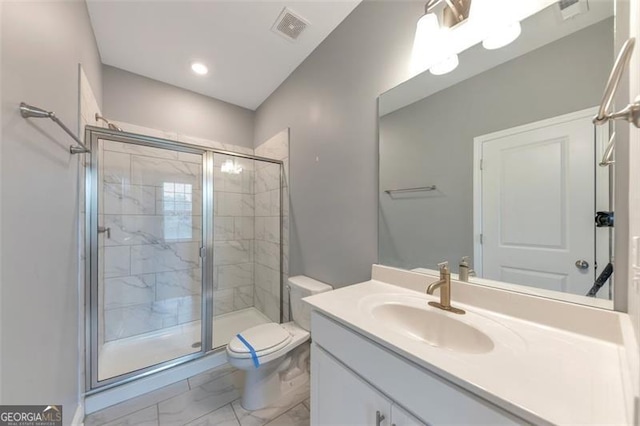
<box><xmin>437</xmin><ymin>261</ymin><xmax>449</xmax><ymax>274</ymax></box>
<box><xmin>460</xmin><ymin>256</ymin><xmax>470</xmax><ymax>267</ymax></box>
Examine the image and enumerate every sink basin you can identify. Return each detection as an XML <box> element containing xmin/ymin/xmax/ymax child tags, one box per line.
<box><xmin>370</xmin><ymin>302</ymin><xmax>494</xmax><ymax>354</ymax></box>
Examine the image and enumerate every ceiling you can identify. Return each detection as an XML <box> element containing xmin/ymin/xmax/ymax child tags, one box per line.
<box><xmin>87</xmin><ymin>0</ymin><xmax>361</xmax><ymax>110</ymax></box>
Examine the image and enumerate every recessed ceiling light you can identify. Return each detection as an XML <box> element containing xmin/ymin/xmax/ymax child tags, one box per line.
<box><xmin>190</xmin><ymin>62</ymin><xmax>208</xmax><ymax>76</ymax></box>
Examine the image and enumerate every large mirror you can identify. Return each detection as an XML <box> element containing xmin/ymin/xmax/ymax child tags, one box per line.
<box><xmin>378</xmin><ymin>0</ymin><xmax>616</xmax><ymax>308</ymax></box>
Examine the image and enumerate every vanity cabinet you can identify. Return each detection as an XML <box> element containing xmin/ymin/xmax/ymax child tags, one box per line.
<box><xmin>312</xmin><ymin>344</ymin><xmax>426</xmax><ymax>426</ymax></box>
<box><xmin>310</xmin><ymin>311</ymin><xmax>524</xmax><ymax>425</ymax></box>
<box><xmin>311</xmin><ymin>344</ymin><xmax>397</xmax><ymax>425</ymax></box>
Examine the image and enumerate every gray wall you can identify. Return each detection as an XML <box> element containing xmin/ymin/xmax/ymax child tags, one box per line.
<box><xmin>1</xmin><ymin>0</ymin><xmax>102</xmax><ymax>422</ymax></box>
<box><xmin>103</xmin><ymin>65</ymin><xmax>255</xmax><ymax>148</ymax></box>
<box><xmin>379</xmin><ymin>19</ymin><xmax>613</xmax><ymax>272</ymax></box>
<box><xmin>254</xmin><ymin>1</ymin><xmax>424</xmax><ymax>287</ymax></box>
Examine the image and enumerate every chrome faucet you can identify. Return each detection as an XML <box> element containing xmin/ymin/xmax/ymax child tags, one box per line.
<box><xmin>426</xmin><ymin>262</ymin><xmax>465</xmax><ymax>315</ymax></box>
<box><xmin>458</xmin><ymin>256</ymin><xmax>476</xmax><ymax>282</ymax></box>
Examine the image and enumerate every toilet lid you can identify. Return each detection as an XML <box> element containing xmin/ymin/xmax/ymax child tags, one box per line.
<box><xmin>228</xmin><ymin>323</ymin><xmax>292</xmax><ymax>357</ymax></box>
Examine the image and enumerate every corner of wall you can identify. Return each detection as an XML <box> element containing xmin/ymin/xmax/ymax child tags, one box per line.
<box><xmin>0</xmin><ymin>0</ymin><xmax>4</xmax><ymax>404</ymax></box>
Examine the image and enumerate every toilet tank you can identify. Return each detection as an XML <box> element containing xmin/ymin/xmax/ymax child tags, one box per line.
<box><xmin>288</xmin><ymin>275</ymin><xmax>332</xmax><ymax>331</ymax></box>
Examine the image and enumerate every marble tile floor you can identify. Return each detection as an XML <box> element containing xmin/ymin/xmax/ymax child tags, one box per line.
<box><xmin>84</xmin><ymin>363</ymin><xmax>310</xmax><ymax>426</ymax></box>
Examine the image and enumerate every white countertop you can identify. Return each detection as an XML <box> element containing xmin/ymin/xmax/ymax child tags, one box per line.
<box><xmin>305</xmin><ymin>279</ymin><xmax>632</xmax><ymax>425</ymax></box>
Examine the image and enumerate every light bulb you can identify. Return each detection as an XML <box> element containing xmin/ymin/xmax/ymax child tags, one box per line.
<box><xmin>429</xmin><ymin>26</ymin><xmax>458</xmax><ymax>75</ymax></box>
<box><xmin>410</xmin><ymin>13</ymin><xmax>441</xmax><ymax>74</ymax></box>
<box><xmin>482</xmin><ymin>21</ymin><xmax>522</xmax><ymax>50</ymax></box>
<box><xmin>190</xmin><ymin>62</ymin><xmax>209</xmax><ymax>76</ymax></box>
<box><xmin>430</xmin><ymin>54</ymin><xmax>459</xmax><ymax>75</ymax></box>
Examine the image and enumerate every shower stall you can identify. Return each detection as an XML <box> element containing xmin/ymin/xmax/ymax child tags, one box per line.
<box><xmin>84</xmin><ymin>126</ymin><xmax>283</xmax><ymax>390</ymax></box>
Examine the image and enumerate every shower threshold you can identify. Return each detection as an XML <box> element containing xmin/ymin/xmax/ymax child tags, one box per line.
<box><xmin>98</xmin><ymin>307</ymin><xmax>271</xmax><ymax>381</ymax></box>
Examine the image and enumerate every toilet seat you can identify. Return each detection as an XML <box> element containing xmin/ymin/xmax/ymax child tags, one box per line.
<box><xmin>227</xmin><ymin>323</ymin><xmax>292</xmax><ymax>359</ymax></box>
<box><xmin>225</xmin><ymin>275</ymin><xmax>332</xmax><ymax>411</ymax></box>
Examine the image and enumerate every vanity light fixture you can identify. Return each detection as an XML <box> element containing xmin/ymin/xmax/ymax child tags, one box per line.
<box><xmin>190</xmin><ymin>61</ymin><xmax>209</xmax><ymax>76</ymax></box>
<box><xmin>412</xmin><ymin>0</ymin><xmax>524</xmax><ymax>75</ymax></box>
<box><xmin>411</xmin><ymin>0</ymin><xmax>471</xmax><ymax>76</ymax></box>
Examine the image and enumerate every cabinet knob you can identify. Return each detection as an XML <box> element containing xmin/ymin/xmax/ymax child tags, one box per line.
<box><xmin>376</xmin><ymin>411</ymin><xmax>385</xmax><ymax>426</ymax></box>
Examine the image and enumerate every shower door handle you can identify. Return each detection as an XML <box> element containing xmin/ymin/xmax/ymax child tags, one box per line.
<box><xmin>98</xmin><ymin>226</ymin><xmax>111</xmax><ymax>239</ymax></box>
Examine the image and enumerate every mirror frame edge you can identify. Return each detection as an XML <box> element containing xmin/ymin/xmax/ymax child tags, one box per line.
<box><xmin>613</xmin><ymin>0</ymin><xmax>631</xmax><ymax>313</ymax></box>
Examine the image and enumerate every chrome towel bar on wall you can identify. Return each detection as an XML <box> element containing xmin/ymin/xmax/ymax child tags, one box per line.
<box><xmin>599</xmin><ymin>132</ymin><xmax>616</xmax><ymax>167</ymax></box>
<box><xmin>384</xmin><ymin>185</ymin><xmax>437</xmax><ymax>194</ymax></box>
<box><xmin>19</xmin><ymin>102</ymin><xmax>91</xmax><ymax>154</ymax></box>
<box><xmin>593</xmin><ymin>38</ymin><xmax>640</xmax><ymax>129</ymax></box>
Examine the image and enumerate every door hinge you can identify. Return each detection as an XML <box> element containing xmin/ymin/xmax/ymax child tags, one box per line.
<box><xmin>199</xmin><ymin>247</ymin><xmax>206</xmax><ymax>258</ymax></box>
<box><xmin>480</xmin><ymin>159</ymin><xmax>484</xmax><ymax>170</ymax></box>
<box><xmin>480</xmin><ymin>234</ymin><xmax>484</xmax><ymax>244</ymax></box>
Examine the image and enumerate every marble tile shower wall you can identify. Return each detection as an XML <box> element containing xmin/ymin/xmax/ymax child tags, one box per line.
<box><xmin>101</xmin><ymin>142</ymin><xmax>204</xmax><ymax>342</ymax></box>
<box><xmin>255</xmin><ymin>130</ymin><xmax>290</xmax><ymax>322</ymax></box>
<box><xmin>212</xmin><ymin>154</ymin><xmax>256</xmax><ymax>316</ymax></box>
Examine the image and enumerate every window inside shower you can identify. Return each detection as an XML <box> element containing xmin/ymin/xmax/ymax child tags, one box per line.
<box><xmin>85</xmin><ymin>128</ymin><xmax>282</xmax><ymax>389</ymax></box>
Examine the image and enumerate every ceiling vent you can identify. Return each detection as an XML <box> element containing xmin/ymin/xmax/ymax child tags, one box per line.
<box><xmin>271</xmin><ymin>7</ymin><xmax>309</xmax><ymax>42</ymax></box>
<box><xmin>557</xmin><ymin>0</ymin><xmax>589</xmax><ymax>20</ymax></box>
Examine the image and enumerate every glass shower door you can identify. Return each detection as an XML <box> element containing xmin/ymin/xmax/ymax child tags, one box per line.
<box><xmin>92</xmin><ymin>137</ymin><xmax>205</xmax><ymax>383</ymax></box>
<box><xmin>209</xmin><ymin>153</ymin><xmax>282</xmax><ymax>350</ymax></box>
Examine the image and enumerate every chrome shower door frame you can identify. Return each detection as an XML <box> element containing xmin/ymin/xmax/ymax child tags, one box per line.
<box><xmin>84</xmin><ymin>126</ymin><xmax>284</xmax><ymax>393</ymax></box>
<box><xmin>84</xmin><ymin>126</ymin><xmax>212</xmax><ymax>392</ymax></box>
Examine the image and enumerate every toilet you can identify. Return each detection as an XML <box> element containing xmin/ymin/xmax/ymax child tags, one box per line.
<box><xmin>226</xmin><ymin>275</ymin><xmax>332</xmax><ymax>411</ymax></box>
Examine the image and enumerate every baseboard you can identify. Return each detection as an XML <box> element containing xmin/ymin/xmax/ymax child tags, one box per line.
<box><xmin>71</xmin><ymin>401</ymin><xmax>84</xmax><ymax>426</ymax></box>
<box><xmin>84</xmin><ymin>350</ymin><xmax>227</xmax><ymax>414</ymax></box>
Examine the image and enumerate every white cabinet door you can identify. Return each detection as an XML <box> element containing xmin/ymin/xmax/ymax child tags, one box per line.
<box><xmin>391</xmin><ymin>404</ymin><xmax>427</xmax><ymax>426</ymax></box>
<box><xmin>311</xmin><ymin>343</ymin><xmax>391</xmax><ymax>426</ymax></box>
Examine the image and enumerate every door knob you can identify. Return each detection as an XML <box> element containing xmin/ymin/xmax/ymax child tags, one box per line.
<box><xmin>575</xmin><ymin>260</ymin><xmax>589</xmax><ymax>270</ymax></box>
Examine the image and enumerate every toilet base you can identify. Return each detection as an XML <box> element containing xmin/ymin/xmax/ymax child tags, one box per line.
<box><xmin>241</xmin><ymin>343</ymin><xmax>310</xmax><ymax>411</ymax></box>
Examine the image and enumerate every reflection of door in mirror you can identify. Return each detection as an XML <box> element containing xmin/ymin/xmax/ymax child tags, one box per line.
<box><xmin>474</xmin><ymin>108</ymin><xmax>605</xmax><ymax>298</ymax></box>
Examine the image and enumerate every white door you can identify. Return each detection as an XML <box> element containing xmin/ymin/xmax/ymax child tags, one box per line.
<box><xmin>478</xmin><ymin>108</ymin><xmax>598</xmax><ymax>296</ymax></box>
<box><xmin>311</xmin><ymin>344</ymin><xmax>391</xmax><ymax>426</ymax></box>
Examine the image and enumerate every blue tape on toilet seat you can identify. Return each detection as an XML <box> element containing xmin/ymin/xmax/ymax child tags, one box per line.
<box><xmin>236</xmin><ymin>333</ymin><xmax>260</xmax><ymax>368</ymax></box>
